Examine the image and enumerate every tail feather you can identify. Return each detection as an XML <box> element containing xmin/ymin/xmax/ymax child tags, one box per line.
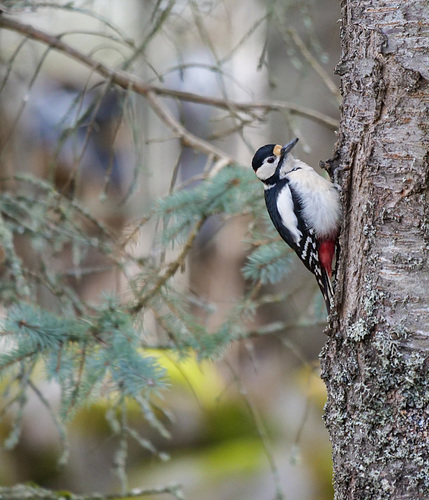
<box><xmin>316</xmin><ymin>268</ymin><xmax>334</xmax><ymax>315</ymax></box>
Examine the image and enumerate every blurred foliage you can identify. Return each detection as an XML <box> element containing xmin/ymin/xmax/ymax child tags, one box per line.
<box><xmin>0</xmin><ymin>0</ymin><xmax>339</xmax><ymax>498</ymax></box>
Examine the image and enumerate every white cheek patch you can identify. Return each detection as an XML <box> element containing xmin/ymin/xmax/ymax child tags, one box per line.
<box><xmin>277</xmin><ymin>185</ymin><xmax>302</xmax><ymax>244</ymax></box>
<box><xmin>255</xmin><ymin>160</ymin><xmax>277</xmax><ymax>181</ymax></box>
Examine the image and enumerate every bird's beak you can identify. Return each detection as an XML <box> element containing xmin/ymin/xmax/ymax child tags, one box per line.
<box><xmin>280</xmin><ymin>138</ymin><xmax>299</xmax><ymax>158</ymax></box>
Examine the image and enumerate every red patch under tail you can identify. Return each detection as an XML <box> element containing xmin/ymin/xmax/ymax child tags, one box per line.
<box><xmin>318</xmin><ymin>240</ymin><xmax>336</xmax><ymax>277</ymax></box>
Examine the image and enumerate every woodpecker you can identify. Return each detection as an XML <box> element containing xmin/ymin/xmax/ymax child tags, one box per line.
<box><xmin>251</xmin><ymin>138</ymin><xmax>341</xmax><ymax>314</ymax></box>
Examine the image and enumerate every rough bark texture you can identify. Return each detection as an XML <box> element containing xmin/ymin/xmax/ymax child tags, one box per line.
<box><xmin>320</xmin><ymin>1</ymin><xmax>429</xmax><ymax>499</ymax></box>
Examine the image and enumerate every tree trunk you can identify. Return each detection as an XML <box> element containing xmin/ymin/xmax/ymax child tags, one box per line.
<box><xmin>321</xmin><ymin>0</ymin><xmax>429</xmax><ymax>498</ymax></box>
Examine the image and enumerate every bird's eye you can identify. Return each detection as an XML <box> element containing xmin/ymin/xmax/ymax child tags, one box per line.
<box><xmin>267</xmin><ymin>157</ymin><xmax>275</xmax><ymax>164</ymax></box>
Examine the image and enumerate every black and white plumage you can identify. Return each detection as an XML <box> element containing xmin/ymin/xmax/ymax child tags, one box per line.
<box><xmin>251</xmin><ymin>138</ymin><xmax>341</xmax><ymax>314</ymax></box>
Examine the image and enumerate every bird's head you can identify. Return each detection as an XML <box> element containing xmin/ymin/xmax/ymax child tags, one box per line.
<box><xmin>251</xmin><ymin>138</ymin><xmax>299</xmax><ymax>182</ymax></box>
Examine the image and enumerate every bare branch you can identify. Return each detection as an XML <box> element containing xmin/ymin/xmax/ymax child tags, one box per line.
<box><xmin>145</xmin><ymin>90</ymin><xmax>233</xmax><ymax>167</ymax></box>
<box><xmin>0</xmin><ymin>16</ymin><xmax>338</xmax><ymax>130</ymax></box>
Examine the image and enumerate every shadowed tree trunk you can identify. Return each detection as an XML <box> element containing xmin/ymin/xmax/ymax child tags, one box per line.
<box><xmin>321</xmin><ymin>0</ymin><xmax>429</xmax><ymax>498</ymax></box>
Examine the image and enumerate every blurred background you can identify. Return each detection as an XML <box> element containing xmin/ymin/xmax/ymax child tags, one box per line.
<box><xmin>0</xmin><ymin>0</ymin><xmax>341</xmax><ymax>499</ymax></box>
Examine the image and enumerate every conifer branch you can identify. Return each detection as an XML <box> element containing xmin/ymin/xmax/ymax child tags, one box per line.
<box><xmin>0</xmin><ymin>348</ymin><xmax>39</xmax><ymax>369</ymax></box>
<box><xmin>129</xmin><ymin>217</ymin><xmax>206</xmax><ymax>314</ymax></box>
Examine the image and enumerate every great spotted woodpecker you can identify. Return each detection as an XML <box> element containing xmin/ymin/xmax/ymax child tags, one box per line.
<box><xmin>251</xmin><ymin>138</ymin><xmax>341</xmax><ymax>314</ymax></box>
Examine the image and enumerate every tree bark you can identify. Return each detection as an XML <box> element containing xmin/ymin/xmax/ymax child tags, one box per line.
<box><xmin>321</xmin><ymin>1</ymin><xmax>429</xmax><ymax>498</ymax></box>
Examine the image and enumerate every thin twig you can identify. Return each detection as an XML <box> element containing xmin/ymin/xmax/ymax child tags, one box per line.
<box><xmin>139</xmin><ymin>319</ymin><xmax>325</xmax><ymax>351</ymax></box>
<box><xmin>287</xmin><ymin>27</ymin><xmax>341</xmax><ymax>104</ymax></box>
<box><xmin>224</xmin><ymin>361</ymin><xmax>286</xmax><ymax>500</ymax></box>
<box><xmin>28</xmin><ymin>380</ymin><xmax>70</xmax><ymax>464</ymax></box>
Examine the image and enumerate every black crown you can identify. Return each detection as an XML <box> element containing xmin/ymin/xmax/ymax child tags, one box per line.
<box><xmin>251</xmin><ymin>144</ymin><xmax>276</xmax><ymax>171</ymax></box>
